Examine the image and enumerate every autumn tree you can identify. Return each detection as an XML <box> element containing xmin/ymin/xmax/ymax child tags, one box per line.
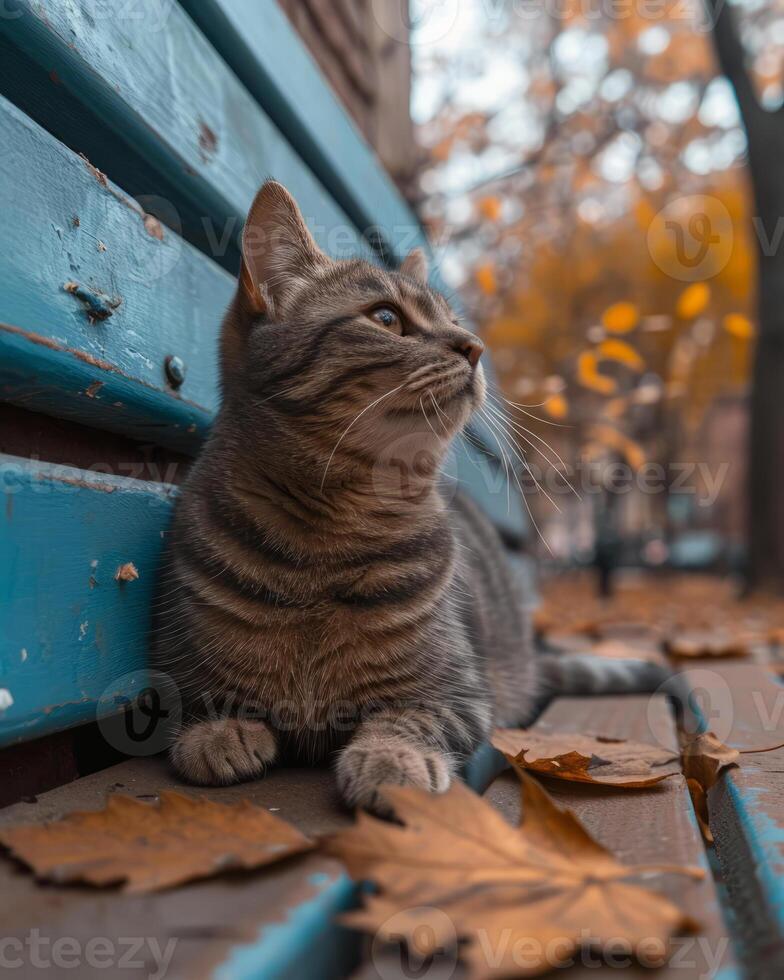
<box><xmin>703</xmin><ymin>0</ymin><xmax>784</xmax><ymax>587</ymax></box>
<box><xmin>413</xmin><ymin>1</ymin><xmax>757</xmax><ymax>563</ymax></box>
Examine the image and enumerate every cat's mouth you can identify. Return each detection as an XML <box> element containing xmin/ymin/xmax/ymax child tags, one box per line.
<box><xmin>408</xmin><ymin>362</ymin><xmax>476</xmax><ymax>399</ymax></box>
<box><xmin>400</xmin><ymin>361</ymin><xmax>484</xmax><ymax>429</ymax></box>
<box><xmin>433</xmin><ymin>365</ymin><xmax>485</xmax><ymax>408</ymax></box>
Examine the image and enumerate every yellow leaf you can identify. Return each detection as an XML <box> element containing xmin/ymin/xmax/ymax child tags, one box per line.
<box><xmin>475</xmin><ymin>262</ymin><xmax>498</xmax><ymax>295</ymax></box>
<box><xmin>577</xmin><ymin>351</ymin><xmax>617</xmax><ymax>395</ymax></box>
<box><xmin>590</xmin><ymin>424</ymin><xmax>646</xmax><ymax>471</ymax></box>
<box><xmin>723</xmin><ymin>313</ymin><xmax>755</xmax><ymax>340</ymax></box>
<box><xmin>544</xmin><ymin>393</ymin><xmax>568</xmax><ymax>419</ymax></box>
<box><xmin>598</xmin><ymin>339</ymin><xmax>645</xmax><ymax>371</ymax></box>
<box><xmin>478</xmin><ymin>195</ymin><xmax>502</xmax><ymax>222</ymax></box>
<box><xmin>602</xmin><ymin>302</ymin><xmax>639</xmax><ymax>334</ymax></box>
<box><xmin>676</xmin><ymin>283</ymin><xmax>710</xmax><ymax>320</ymax></box>
<box><xmin>605</xmin><ymin>398</ymin><xmax>627</xmax><ymax>419</ymax></box>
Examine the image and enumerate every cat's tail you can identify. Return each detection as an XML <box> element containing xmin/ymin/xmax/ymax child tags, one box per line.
<box><xmin>532</xmin><ymin>651</ymin><xmax>695</xmax><ymax>729</ymax></box>
<box><xmin>537</xmin><ymin>652</ymin><xmax>669</xmax><ymax>698</ymax></box>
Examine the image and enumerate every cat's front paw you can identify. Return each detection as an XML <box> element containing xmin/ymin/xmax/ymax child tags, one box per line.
<box><xmin>171</xmin><ymin>719</ymin><xmax>277</xmax><ymax>786</ymax></box>
<box><xmin>336</xmin><ymin>737</ymin><xmax>453</xmax><ymax>816</ymax></box>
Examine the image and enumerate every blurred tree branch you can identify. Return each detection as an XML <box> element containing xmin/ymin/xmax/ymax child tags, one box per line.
<box><xmin>704</xmin><ymin>0</ymin><xmax>784</xmax><ymax>588</ymax></box>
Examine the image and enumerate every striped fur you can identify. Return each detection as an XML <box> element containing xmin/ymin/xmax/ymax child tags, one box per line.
<box><xmin>152</xmin><ymin>182</ymin><xmax>662</xmax><ymax>813</ymax></box>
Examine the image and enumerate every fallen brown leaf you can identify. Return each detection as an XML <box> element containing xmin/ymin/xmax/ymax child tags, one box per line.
<box><xmin>0</xmin><ymin>791</ymin><xmax>313</xmax><ymax>893</ymax></box>
<box><xmin>326</xmin><ymin>772</ymin><xmax>702</xmax><ymax>979</ymax></box>
<box><xmin>681</xmin><ymin>733</ymin><xmax>739</xmax><ymax>843</ymax></box>
<box><xmin>664</xmin><ymin>631</ymin><xmax>749</xmax><ymax>660</ymax></box>
<box><xmin>492</xmin><ymin>729</ymin><xmax>679</xmax><ymax>788</ymax></box>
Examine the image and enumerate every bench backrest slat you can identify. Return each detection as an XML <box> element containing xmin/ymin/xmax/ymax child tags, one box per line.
<box><xmin>0</xmin><ymin>455</ymin><xmax>175</xmax><ymax>747</ymax></box>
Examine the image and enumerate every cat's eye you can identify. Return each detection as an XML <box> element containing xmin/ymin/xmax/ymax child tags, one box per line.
<box><xmin>369</xmin><ymin>305</ymin><xmax>403</xmax><ymax>334</ymax></box>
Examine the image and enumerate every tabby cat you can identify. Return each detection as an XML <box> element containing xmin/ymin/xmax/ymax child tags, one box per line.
<box><xmin>152</xmin><ymin>181</ymin><xmax>662</xmax><ymax>813</ymax></box>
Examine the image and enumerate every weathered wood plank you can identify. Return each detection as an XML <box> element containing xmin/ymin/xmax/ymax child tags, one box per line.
<box><xmin>0</xmin><ymin>454</ymin><xmax>176</xmax><ymax>747</ymax></box>
<box><xmin>178</xmin><ymin>0</ymin><xmax>423</xmax><ymax>266</ymax></box>
<box><xmin>0</xmin><ymin>93</ymin><xmax>231</xmax><ymax>452</ymax></box>
<box><xmin>356</xmin><ymin>696</ymin><xmax>737</xmax><ymax>979</ymax></box>
<box><xmin>678</xmin><ymin>663</ymin><xmax>784</xmax><ymax>974</ymax></box>
<box><xmin>0</xmin><ymin>758</ymin><xmax>360</xmax><ymax>979</ymax></box>
<box><xmin>0</xmin><ymin>0</ymin><xmax>370</xmax><ymax>271</ymax></box>
<box><xmin>510</xmin><ymin>696</ymin><xmax>738</xmax><ymax>978</ymax></box>
<box><xmin>0</xmin><ymin>6</ymin><xmax>527</xmax><ymax>535</ymax></box>
<box><xmin>0</xmin><ymin>746</ymin><xmax>526</xmax><ymax>978</ymax></box>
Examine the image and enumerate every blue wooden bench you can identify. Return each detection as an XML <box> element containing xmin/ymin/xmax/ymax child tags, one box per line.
<box><xmin>0</xmin><ymin>0</ymin><xmax>529</xmax><ymax>753</ymax></box>
<box><xmin>0</xmin><ymin>2</ymin><xmax>528</xmax><ymax>975</ymax></box>
<box><xmin>0</xmin><ymin>3</ymin><xmax>765</xmax><ymax>977</ymax></box>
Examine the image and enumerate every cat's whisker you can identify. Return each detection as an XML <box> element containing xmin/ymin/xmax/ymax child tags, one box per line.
<box><xmin>479</xmin><ymin>408</ymin><xmax>554</xmax><ymax>556</ymax></box>
<box><xmin>485</xmin><ymin>399</ymin><xmax>580</xmax><ymax>501</ymax></box>
<box><xmin>478</xmin><ymin>407</ymin><xmax>512</xmax><ymax>518</ymax></box>
<box><xmin>408</xmin><ymin>361</ymin><xmax>450</xmax><ymax>383</ymax></box>
<box><xmin>481</xmin><ymin>407</ymin><xmax>563</xmax><ymax>516</ymax></box>
<box><xmin>486</xmin><ymin>396</ymin><xmax>579</xmax><ymax>493</ymax></box>
<box><xmin>419</xmin><ymin>396</ymin><xmax>442</xmax><ymax>440</ymax></box>
<box><xmin>320</xmin><ymin>382</ymin><xmax>408</xmax><ymax>491</ymax></box>
<box><xmin>498</xmin><ymin>394</ymin><xmax>573</xmax><ymax>428</ymax></box>
<box><xmin>428</xmin><ymin>391</ymin><xmax>452</xmax><ymax>432</ymax></box>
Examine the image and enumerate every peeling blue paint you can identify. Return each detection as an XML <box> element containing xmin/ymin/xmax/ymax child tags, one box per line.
<box><xmin>213</xmin><ymin>872</ymin><xmax>359</xmax><ymax>980</ymax></box>
<box><xmin>0</xmin><ymin>455</ymin><xmax>176</xmax><ymax>746</ymax></box>
<box><xmin>726</xmin><ymin>777</ymin><xmax>784</xmax><ymax>934</ymax></box>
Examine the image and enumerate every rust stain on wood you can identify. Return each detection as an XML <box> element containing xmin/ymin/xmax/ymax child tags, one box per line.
<box><xmin>143</xmin><ymin>214</ymin><xmax>164</xmax><ymax>240</ymax></box>
<box><xmin>63</xmin><ymin>281</ymin><xmax>122</xmax><ymax>322</ymax></box>
<box><xmin>198</xmin><ymin>120</ymin><xmax>218</xmax><ymax>162</ymax></box>
<box><xmin>0</xmin><ymin>321</ymin><xmax>209</xmax><ymax>413</ymax></box>
<box><xmin>79</xmin><ymin>152</ymin><xmax>108</xmax><ymax>188</ymax></box>
<box><xmin>34</xmin><ymin>471</ymin><xmax>116</xmax><ymax>494</ymax></box>
<box><xmin>115</xmin><ymin>562</ymin><xmax>140</xmax><ymax>582</ymax></box>
<box><xmin>77</xmin><ymin>153</ymin><xmax>162</xmax><ymax>241</ymax></box>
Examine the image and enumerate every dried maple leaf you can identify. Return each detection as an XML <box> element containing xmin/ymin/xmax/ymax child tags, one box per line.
<box><xmin>0</xmin><ymin>791</ymin><xmax>313</xmax><ymax>893</ymax></box>
<box><xmin>492</xmin><ymin>730</ymin><xmax>680</xmax><ymax>788</ymax></box>
<box><xmin>326</xmin><ymin>772</ymin><xmax>702</xmax><ymax>979</ymax></box>
<box><xmin>681</xmin><ymin>732</ymin><xmax>784</xmax><ymax>841</ymax></box>
<box><xmin>681</xmin><ymin>733</ymin><xmax>740</xmax><ymax>843</ymax></box>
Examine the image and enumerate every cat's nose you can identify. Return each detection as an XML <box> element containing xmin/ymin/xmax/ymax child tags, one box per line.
<box><xmin>456</xmin><ymin>335</ymin><xmax>484</xmax><ymax>367</ymax></box>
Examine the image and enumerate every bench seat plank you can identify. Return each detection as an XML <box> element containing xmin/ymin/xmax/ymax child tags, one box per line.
<box><xmin>356</xmin><ymin>695</ymin><xmax>737</xmax><ymax>978</ymax></box>
<box><xmin>0</xmin><ymin>455</ymin><xmax>176</xmax><ymax>747</ymax></box>
<box><xmin>495</xmin><ymin>695</ymin><xmax>738</xmax><ymax>978</ymax></box>
<box><xmin>678</xmin><ymin>663</ymin><xmax>784</xmax><ymax>974</ymax></box>
<box><xmin>0</xmin><ymin>758</ymin><xmax>359</xmax><ymax>979</ymax></box>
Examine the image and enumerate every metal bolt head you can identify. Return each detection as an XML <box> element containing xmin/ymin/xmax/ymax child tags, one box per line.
<box><xmin>165</xmin><ymin>355</ymin><xmax>186</xmax><ymax>389</ymax></box>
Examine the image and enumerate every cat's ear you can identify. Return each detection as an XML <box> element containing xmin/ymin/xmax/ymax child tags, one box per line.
<box><xmin>399</xmin><ymin>247</ymin><xmax>429</xmax><ymax>284</ymax></box>
<box><xmin>240</xmin><ymin>180</ymin><xmax>329</xmax><ymax>314</ymax></box>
